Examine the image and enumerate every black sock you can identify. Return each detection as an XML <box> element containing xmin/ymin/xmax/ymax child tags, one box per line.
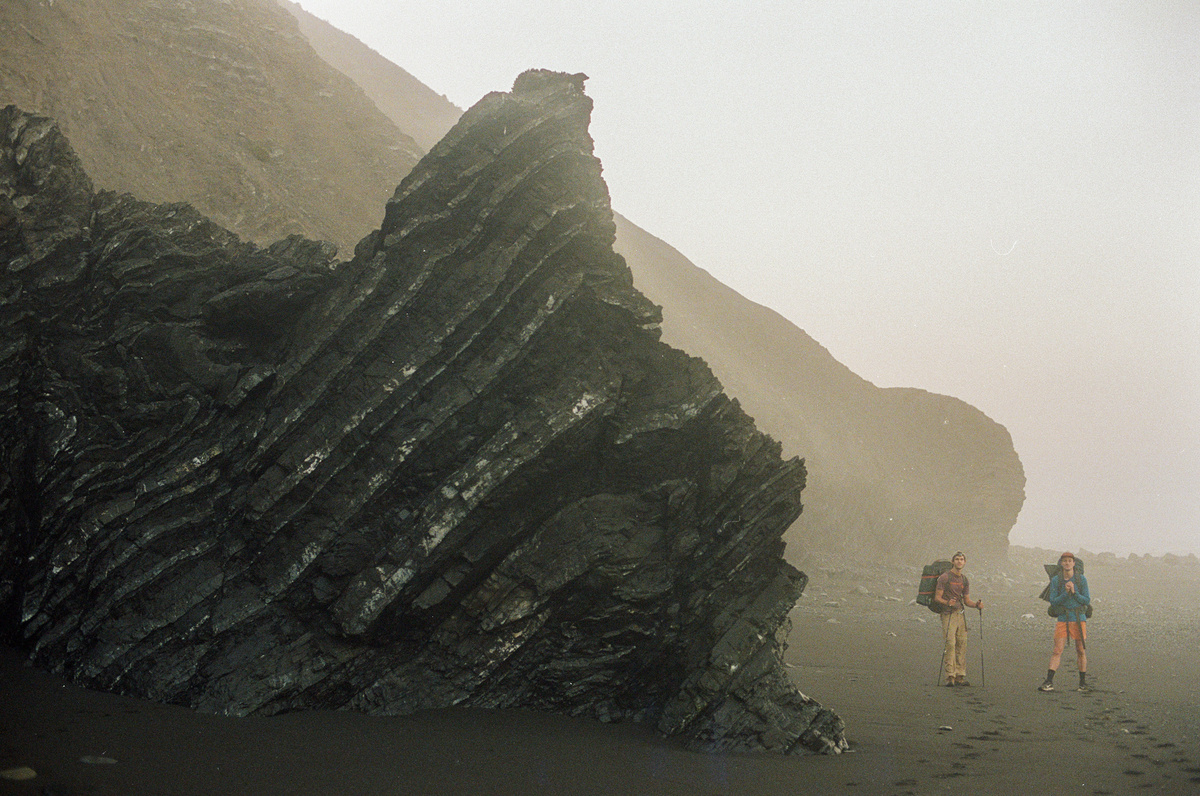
<box><xmin>1079</xmin><ymin>671</ymin><xmax>1087</xmax><ymax>685</ymax></box>
<box><xmin>1046</xmin><ymin>669</ymin><xmax>1056</xmax><ymax>683</ymax></box>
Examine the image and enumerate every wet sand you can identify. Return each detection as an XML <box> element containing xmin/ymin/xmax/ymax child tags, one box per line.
<box><xmin>3</xmin><ymin>549</ymin><xmax>1197</xmax><ymax>795</ymax></box>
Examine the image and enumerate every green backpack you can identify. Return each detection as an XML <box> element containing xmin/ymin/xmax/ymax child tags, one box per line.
<box><xmin>916</xmin><ymin>560</ymin><xmax>953</xmax><ymax>613</ymax></box>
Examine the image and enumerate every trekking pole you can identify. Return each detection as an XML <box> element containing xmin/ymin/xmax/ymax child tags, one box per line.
<box><xmin>978</xmin><ymin>605</ymin><xmax>985</xmax><ymax>689</ymax></box>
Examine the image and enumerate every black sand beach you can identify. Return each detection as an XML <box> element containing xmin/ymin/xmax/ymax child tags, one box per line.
<box><xmin>3</xmin><ymin>550</ymin><xmax>1197</xmax><ymax>795</ymax></box>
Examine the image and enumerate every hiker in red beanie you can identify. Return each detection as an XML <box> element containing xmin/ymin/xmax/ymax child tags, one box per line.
<box><xmin>1039</xmin><ymin>551</ymin><xmax>1092</xmax><ymax>692</ymax></box>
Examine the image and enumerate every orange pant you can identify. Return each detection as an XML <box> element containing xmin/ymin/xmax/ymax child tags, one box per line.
<box><xmin>1054</xmin><ymin>621</ymin><xmax>1087</xmax><ymax>641</ymax></box>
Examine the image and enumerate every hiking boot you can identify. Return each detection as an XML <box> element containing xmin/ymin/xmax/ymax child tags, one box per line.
<box><xmin>1038</xmin><ymin>680</ymin><xmax>1054</xmax><ymax>692</ymax></box>
<box><xmin>955</xmin><ymin>678</ymin><xmax>971</xmax><ymax>687</ymax></box>
<box><xmin>944</xmin><ymin>679</ymin><xmax>956</xmax><ymax>687</ymax></box>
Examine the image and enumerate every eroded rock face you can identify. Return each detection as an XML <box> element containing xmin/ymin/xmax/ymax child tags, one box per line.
<box><xmin>0</xmin><ymin>73</ymin><xmax>846</xmax><ymax>753</ymax></box>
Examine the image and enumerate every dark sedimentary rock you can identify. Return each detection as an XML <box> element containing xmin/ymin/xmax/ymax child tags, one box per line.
<box><xmin>0</xmin><ymin>72</ymin><xmax>845</xmax><ymax>753</ymax></box>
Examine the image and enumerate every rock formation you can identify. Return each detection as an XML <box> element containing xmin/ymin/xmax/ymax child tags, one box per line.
<box><xmin>0</xmin><ymin>72</ymin><xmax>846</xmax><ymax>753</ymax></box>
<box><xmin>2</xmin><ymin>0</ymin><xmax>1026</xmax><ymax>569</ymax></box>
<box><xmin>274</xmin><ymin>3</ymin><xmax>1027</xmax><ymax>566</ymax></box>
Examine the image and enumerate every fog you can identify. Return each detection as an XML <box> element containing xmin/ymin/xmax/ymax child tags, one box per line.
<box><xmin>293</xmin><ymin>1</ymin><xmax>1199</xmax><ymax>556</ymax></box>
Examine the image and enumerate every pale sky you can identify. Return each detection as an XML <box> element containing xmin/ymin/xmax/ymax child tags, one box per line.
<box><xmin>292</xmin><ymin>1</ymin><xmax>1199</xmax><ymax>557</ymax></box>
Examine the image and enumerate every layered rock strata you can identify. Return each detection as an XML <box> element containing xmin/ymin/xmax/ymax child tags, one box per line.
<box><xmin>3</xmin><ymin>0</ymin><xmax>1027</xmax><ymax>569</ymax></box>
<box><xmin>0</xmin><ymin>73</ymin><xmax>846</xmax><ymax>753</ymax></box>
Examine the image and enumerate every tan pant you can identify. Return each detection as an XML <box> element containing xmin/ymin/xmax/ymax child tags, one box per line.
<box><xmin>940</xmin><ymin>610</ymin><xmax>968</xmax><ymax>680</ymax></box>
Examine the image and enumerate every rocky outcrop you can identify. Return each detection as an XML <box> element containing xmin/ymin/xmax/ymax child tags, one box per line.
<box><xmin>2</xmin><ymin>0</ymin><xmax>1026</xmax><ymax>569</ymax></box>
<box><xmin>0</xmin><ymin>73</ymin><xmax>845</xmax><ymax>753</ymax></box>
<box><xmin>274</xmin><ymin>6</ymin><xmax>1026</xmax><ymax>566</ymax></box>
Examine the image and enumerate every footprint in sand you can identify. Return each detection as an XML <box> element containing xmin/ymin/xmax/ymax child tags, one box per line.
<box><xmin>966</xmin><ymin>730</ymin><xmax>1004</xmax><ymax>755</ymax></box>
<box><xmin>1</xmin><ymin>768</ymin><xmax>37</xmax><ymax>782</ymax></box>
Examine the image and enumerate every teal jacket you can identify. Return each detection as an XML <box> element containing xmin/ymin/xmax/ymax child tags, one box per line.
<box><xmin>1048</xmin><ymin>573</ymin><xmax>1090</xmax><ymax>623</ymax></box>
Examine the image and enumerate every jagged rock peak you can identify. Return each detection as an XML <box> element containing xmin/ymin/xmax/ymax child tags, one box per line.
<box><xmin>0</xmin><ymin>73</ymin><xmax>846</xmax><ymax>754</ymax></box>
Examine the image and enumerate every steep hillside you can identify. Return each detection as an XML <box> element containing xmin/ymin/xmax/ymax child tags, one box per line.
<box><xmin>613</xmin><ymin>218</ymin><xmax>1026</xmax><ymax>563</ymax></box>
<box><xmin>0</xmin><ymin>0</ymin><xmax>422</xmax><ymax>254</ymax></box>
<box><xmin>278</xmin><ymin>0</ymin><xmax>461</xmax><ymax>153</ymax></box>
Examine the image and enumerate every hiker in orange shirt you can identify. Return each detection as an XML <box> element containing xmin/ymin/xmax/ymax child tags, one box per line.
<box><xmin>934</xmin><ymin>552</ymin><xmax>984</xmax><ymax>686</ymax></box>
